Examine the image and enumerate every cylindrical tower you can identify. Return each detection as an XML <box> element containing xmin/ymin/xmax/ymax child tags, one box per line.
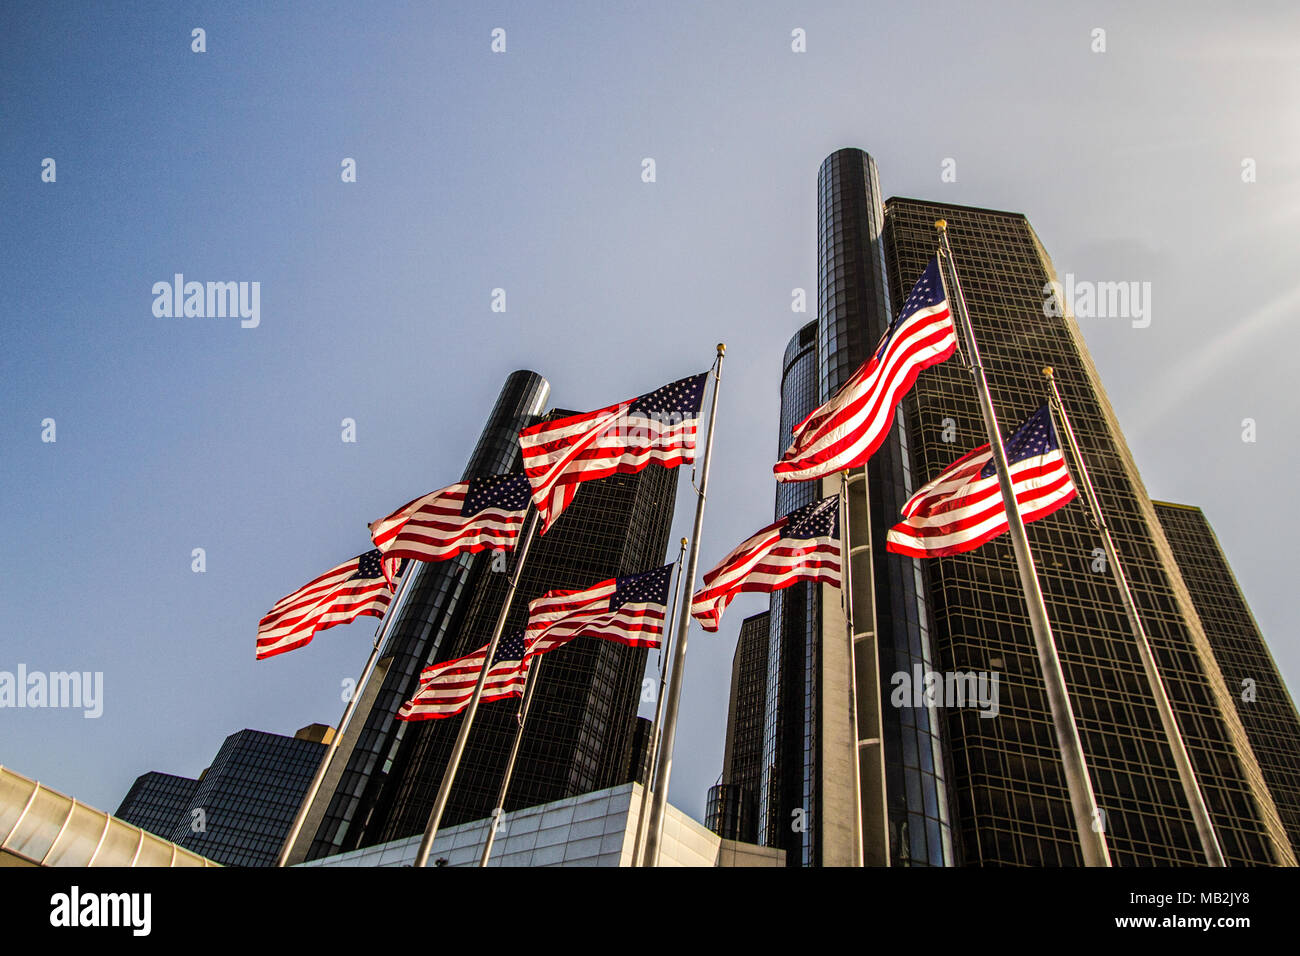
<box><xmin>302</xmin><ymin>370</ymin><xmax>550</xmax><ymax>860</ymax></box>
<box><xmin>814</xmin><ymin>149</ymin><xmax>956</xmax><ymax>866</ymax></box>
<box><xmin>759</xmin><ymin>321</ymin><xmax>821</xmax><ymax>862</ymax></box>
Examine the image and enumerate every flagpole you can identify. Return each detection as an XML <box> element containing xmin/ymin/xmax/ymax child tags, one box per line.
<box><xmin>631</xmin><ymin>537</ymin><xmax>689</xmax><ymax>866</ymax></box>
<box><xmin>415</xmin><ymin>507</ymin><xmax>541</xmax><ymax>867</ymax></box>
<box><xmin>1042</xmin><ymin>367</ymin><xmax>1224</xmax><ymax>866</ymax></box>
<box><xmin>642</xmin><ymin>344</ymin><xmax>725</xmax><ymax>867</ymax></box>
<box><xmin>935</xmin><ymin>220</ymin><xmax>1111</xmax><ymax>867</ymax></box>
<box><xmin>477</xmin><ymin>653</ymin><xmax>546</xmax><ymax>867</ymax></box>
<box><xmin>275</xmin><ymin>562</ymin><xmax>419</xmax><ymax>867</ymax></box>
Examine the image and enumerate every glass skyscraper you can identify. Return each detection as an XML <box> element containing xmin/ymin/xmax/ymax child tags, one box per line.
<box><xmin>116</xmin><ymin>724</ymin><xmax>332</xmax><ymax>867</ymax></box>
<box><xmin>293</xmin><ymin>374</ymin><xmax>679</xmax><ymax>859</ymax></box>
<box><xmin>883</xmin><ymin>195</ymin><xmax>1292</xmax><ymax>865</ymax></box>
<box><xmin>299</xmin><ymin>370</ymin><xmax>550</xmax><ymax>861</ymax></box>
<box><xmin>1154</xmin><ymin>500</ymin><xmax>1300</xmax><ymax>858</ymax></box>
<box><xmin>708</xmin><ymin>610</ymin><xmax>770</xmax><ymax>844</ymax></box>
<box><xmin>739</xmin><ymin>147</ymin><xmax>1299</xmax><ymax>867</ymax></box>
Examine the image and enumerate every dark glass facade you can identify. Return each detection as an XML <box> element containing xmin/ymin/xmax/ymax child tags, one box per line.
<box><xmin>882</xmin><ymin>196</ymin><xmax>1294</xmax><ymax>865</ymax></box>
<box><xmin>1154</xmin><ymin>501</ymin><xmax>1300</xmax><ymax>858</ymax></box>
<box><xmin>708</xmin><ymin>610</ymin><xmax>769</xmax><ymax>843</ymax></box>
<box><xmin>706</xmin><ymin>783</ymin><xmax>750</xmax><ymax>844</ymax></box>
<box><xmin>115</xmin><ymin>771</ymin><xmax>199</xmax><ymax>841</ymax></box>
<box><xmin>760</xmin><ymin>322</ymin><xmax>821</xmax><ymax>862</ymax></box>
<box><xmin>369</xmin><ymin>451</ymin><xmax>677</xmax><ymax>840</ymax></box>
<box><xmin>306</xmin><ymin>370</ymin><xmax>550</xmax><ymax>859</ymax></box>
<box><xmin>805</xmin><ymin>150</ymin><xmax>956</xmax><ymax>866</ymax></box>
<box><xmin>117</xmin><ymin>728</ymin><xmax>328</xmax><ymax>867</ymax></box>
<box><xmin>743</xmin><ymin>150</ymin><xmax>1296</xmax><ymax>867</ymax></box>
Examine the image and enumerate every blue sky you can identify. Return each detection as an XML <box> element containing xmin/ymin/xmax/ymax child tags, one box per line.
<box><xmin>2</xmin><ymin>1</ymin><xmax>1298</xmax><ymax>825</ymax></box>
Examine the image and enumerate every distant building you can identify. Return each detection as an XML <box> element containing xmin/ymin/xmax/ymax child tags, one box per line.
<box><xmin>1154</xmin><ymin>501</ymin><xmax>1300</xmax><ymax>857</ymax></box>
<box><xmin>115</xmin><ymin>771</ymin><xmax>198</xmax><ymax>841</ymax></box>
<box><xmin>115</xmin><ymin>723</ymin><xmax>332</xmax><ymax>867</ymax></box>
<box><xmin>707</xmin><ymin>611</ymin><xmax>770</xmax><ymax>843</ymax></box>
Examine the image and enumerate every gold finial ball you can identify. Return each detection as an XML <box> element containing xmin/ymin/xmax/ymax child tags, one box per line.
<box><xmin>717</xmin><ymin>343</ymin><xmax>726</xmax><ymax>355</ymax></box>
<box><xmin>1042</xmin><ymin>366</ymin><xmax>1055</xmax><ymax>378</ymax></box>
<box><xmin>934</xmin><ymin>218</ymin><xmax>948</xmax><ymax>231</ymax></box>
<box><xmin>680</xmin><ymin>536</ymin><xmax>688</xmax><ymax>548</ymax></box>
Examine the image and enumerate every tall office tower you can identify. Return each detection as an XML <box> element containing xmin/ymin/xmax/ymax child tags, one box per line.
<box><xmin>117</xmin><ymin>724</ymin><xmax>333</xmax><ymax>867</ymax></box>
<box><xmin>881</xmin><ymin>195</ymin><xmax>1294</xmax><ymax>865</ymax></box>
<box><xmin>369</xmin><ymin>453</ymin><xmax>677</xmax><ymax>843</ymax></box>
<box><xmin>1153</xmin><ymin>501</ymin><xmax>1300</xmax><ymax>857</ymax></box>
<box><xmin>707</xmin><ymin>611</ymin><xmax>771</xmax><ymax>843</ymax></box>
<box><xmin>115</xmin><ymin>772</ymin><xmax>199</xmax><ymax>840</ymax></box>
<box><xmin>759</xmin><ymin>322</ymin><xmax>822</xmax><ymax>864</ymax></box>
<box><xmin>293</xmin><ymin>371</ymin><xmax>550</xmax><ymax>862</ymax></box>
<box><xmin>761</xmin><ymin>152</ymin><xmax>958</xmax><ymax>867</ymax></box>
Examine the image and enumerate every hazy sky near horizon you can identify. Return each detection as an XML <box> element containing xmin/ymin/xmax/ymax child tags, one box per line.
<box><xmin>3</xmin><ymin>1</ymin><xmax>1298</xmax><ymax>827</ymax></box>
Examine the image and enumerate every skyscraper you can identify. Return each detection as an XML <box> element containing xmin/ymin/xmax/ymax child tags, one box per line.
<box><xmin>293</xmin><ymin>375</ymin><xmax>678</xmax><ymax>860</ymax></box>
<box><xmin>707</xmin><ymin>610</ymin><xmax>770</xmax><ymax>843</ymax></box>
<box><xmin>751</xmin><ymin>147</ymin><xmax>1297</xmax><ymax>866</ymax></box>
<box><xmin>369</xmin><ymin>457</ymin><xmax>677</xmax><ymax>842</ymax></box>
<box><xmin>1153</xmin><ymin>501</ymin><xmax>1300</xmax><ymax>857</ymax></box>
<box><xmin>883</xmin><ymin>194</ymin><xmax>1292</xmax><ymax>865</ymax></box>
<box><xmin>761</xmin><ymin>154</ymin><xmax>957</xmax><ymax>867</ymax></box>
<box><xmin>116</xmin><ymin>724</ymin><xmax>333</xmax><ymax>867</ymax></box>
<box><xmin>115</xmin><ymin>772</ymin><xmax>199</xmax><ymax>842</ymax></box>
<box><xmin>296</xmin><ymin>370</ymin><xmax>550</xmax><ymax>862</ymax></box>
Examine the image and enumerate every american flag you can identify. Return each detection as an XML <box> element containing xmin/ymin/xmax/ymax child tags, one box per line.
<box><xmin>690</xmin><ymin>496</ymin><xmax>842</xmax><ymax>632</ymax></box>
<box><xmin>369</xmin><ymin>474</ymin><xmax>531</xmax><ymax>568</ymax></box>
<box><xmin>518</xmin><ymin>373</ymin><xmax>707</xmax><ymax>533</ymax></box>
<box><xmin>396</xmin><ymin>629</ymin><xmax>533</xmax><ymax>721</ymax></box>
<box><xmin>525</xmin><ymin>564</ymin><xmax>675</xmax><ymax>650</ymax></box>
<box><xmin>886</xmin><ymin>405</ymin><xmax>1077</xmax><ymax>558</ymax></box>
<box><xmin>256</xmin><ymin>550</ymin><xmax>397</xmax><ymax>660</ymax></box>
<box><xmin>774</xmin><ymin>259</ymin><xmax>956</xmax><ymax>482</ymax></box>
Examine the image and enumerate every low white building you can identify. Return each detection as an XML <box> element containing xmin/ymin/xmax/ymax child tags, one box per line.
<box><xmin>297</xmin><ymin>782</ymin><xmax>783</xmax><ymax>868</ymax></box>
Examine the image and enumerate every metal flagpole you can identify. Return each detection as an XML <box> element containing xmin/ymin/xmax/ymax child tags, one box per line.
<box><xmin>478</xmin><ymin>653</ymin><xmax>546</xmax><ymax>867</ymax></box>
<box><xmin>415</xmin><ymin>507</ymin><xmax>541</xmax><ymax>867</ymax></box>
<box><xmin>275</xmin><ymin>560</ymin><xmax>419</xmax><ymax>867</ymax></box>
<box><xmin>642</xmin><ymin>344</ymin><xmax>725</xmax><ymax>867</ymax></box>
<box><xmin>1042</xmin><ymin>367</ymin><xmax>1225</xmax><ymax>866</ymax></box>
<box><xmin>631</xmin><ymin>537</ymin><xmax>689</xmax><ymax>866</ymax></box>
<box><xmin>934</xmin><ymin>219</ymin><xmax>1111</xmax><ymax>867</ymax></box>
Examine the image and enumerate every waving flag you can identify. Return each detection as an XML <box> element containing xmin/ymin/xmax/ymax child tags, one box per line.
<box><xmin>370</xmin><ymin>474</ymin><xmax>531</xmax><ymax>568</ymax></box>
<box><xmin>397</xmin><ymin>629</ymin><xmax>533</xmax><ymax>721</ymax></box>
<box><xmin>257</xmin><ymin>550</ymin><xmax>397</xmax><ymax>660</ymax></box>
<box><xmin>518</xmin><ymin>374</ymin><xmax>706</xmax><ymax>533</ymax></box>
<box><xmin>526</xmin><ymin>564</ymin><xmax>675</xmax><ymax>650</ymax></box>
<box><xmin>774</xmin><ymin>259</ymin><xmax>956</xmax><ymax>482</ymax></box>
<box><xmin>886</xmin><ymin>405</ymin><xmax>1076</xmax><ymax>558</ymax></box>
<box><xmin>690</xmin><ymin>497</ymin><xmax>841</xmax><ymax>632</ymax></box>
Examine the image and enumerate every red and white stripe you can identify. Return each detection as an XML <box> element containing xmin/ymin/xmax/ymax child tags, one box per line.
<box><xmin>773</xmin><ymin>302</ymin><xmax>955</xmax><ymax>482</ymax></box>
<box><xmin>519</xmin><ymin>403</ymin><xmax>698</xmax><ymax>534</ymax></box>
<box><xmin>396</xmin><ymin>644</ymin><xmax>532</xmax><ymax>722</ymax></box>
<box><xmin>690</xmin><ymin>515</ymin><xmax>841</xmax><ymax>633</ymax></box>
<box><xmin>370</xmin><ymin>481</ymin><xmax>525</xmax><ymax>563</ymax></box>
<box><xmin>885</xmin><ymin>446</ymin><xmax>1076</xmax><ymax>558</ymax></box>
<box><xmin>256</xmin><ymin>556</ymin><xmax>394</xmax><ymax>660</ymax></box>
<box><xmin>525</xmin><ymin>581</ymin><xmax>667</xmax><ymax>650</ymax></box>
